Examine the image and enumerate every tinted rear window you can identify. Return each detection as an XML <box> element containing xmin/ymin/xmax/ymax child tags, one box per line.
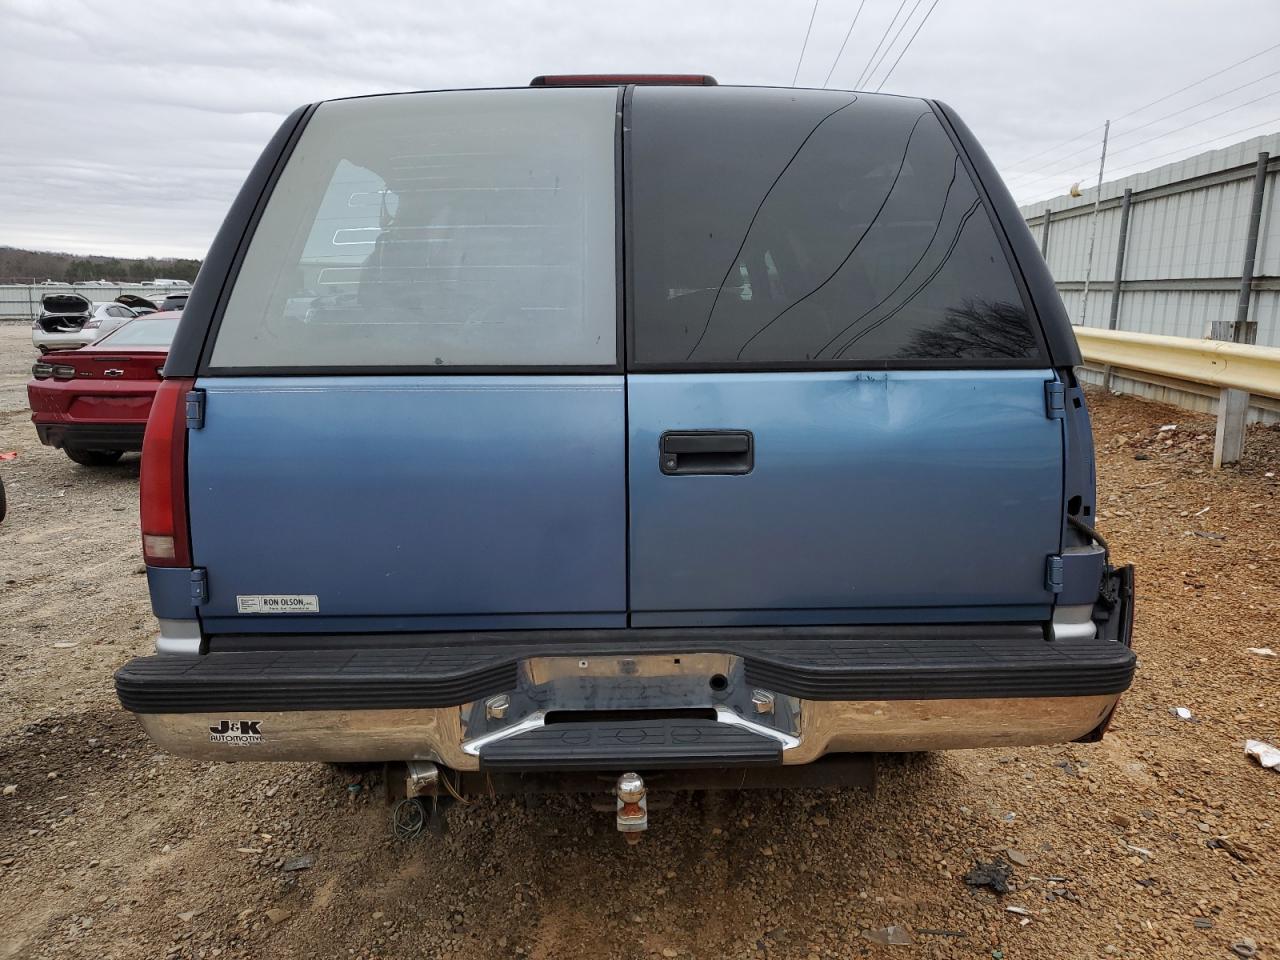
<box><xmin>628</xmin><ymin>88</ymin><xmax>1042</xmax><ymax>367</ymax></box>
<box><xmin>210</xmin><ymin>88</ymin><xmax>618</xmax><ymax>369</ymax></box>
<box><xmin>97</xmin><ymin>317</ymin><xmax>179</xmax><ymax>347</ymax></box>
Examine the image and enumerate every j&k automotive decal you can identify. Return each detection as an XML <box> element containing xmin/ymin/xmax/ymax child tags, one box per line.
<box><xmin>209</xmin><ymin>720</ymin><xmax>264</xmax><ymax>745</ymax></box>
<box><xmin>235</xmin><ymin>595</ymin><xmax>319</xmax><ymax>614</ymax></box>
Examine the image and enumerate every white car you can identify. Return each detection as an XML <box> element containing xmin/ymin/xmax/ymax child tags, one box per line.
<box><xmin>31</xmin><ymin>294</ymin><xmax>142</xmax><ymax>352</ymax></box>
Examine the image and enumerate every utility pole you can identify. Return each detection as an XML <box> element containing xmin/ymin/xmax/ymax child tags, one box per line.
<box><xmin>1078</xmin><ymin>119</ymin><xmax>1110</xmax><ymax>327</ymax></box>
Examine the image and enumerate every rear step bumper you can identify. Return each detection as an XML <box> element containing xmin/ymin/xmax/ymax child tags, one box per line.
<box><xmin>116</xmin><ymin>635</ymin><xmax>1135</xmax><ymax>714</ymax></box>
<box><xmin>117</xmin><ymin>569</ymin><xmax>1135</xmax><ymax>769</ymax></box>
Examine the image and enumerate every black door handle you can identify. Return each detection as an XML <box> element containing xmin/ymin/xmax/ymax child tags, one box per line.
<box><xmin>660</xmin><ymin>431</ymin><xmax>753</xmax><ymax>475</ymax></box>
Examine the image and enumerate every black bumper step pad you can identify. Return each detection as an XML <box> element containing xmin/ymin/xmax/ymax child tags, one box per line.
<box><xmin>479</xmin><ymin>719</ymin><xmax>781</xmax><ymax>771</ymax></box>
<box><xmin>743</xmin><ymin>639</ymin><xmax>1136</xmax><ymax>701</ymax></box>
<box><xmin>116</xmin><ymin>636</ymin><xmax>1135</xmax><ymax>715</ymax></box>
<box><xmin>115</xmin><ymin>649</ymin><xmax>515</xmax><ymax>714</ymax></box>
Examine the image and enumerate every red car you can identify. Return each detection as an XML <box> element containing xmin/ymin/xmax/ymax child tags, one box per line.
<box><xmin>27</xmin><ymin>311</ymin><xmax>182</xmax><ymax>466</ymax></box>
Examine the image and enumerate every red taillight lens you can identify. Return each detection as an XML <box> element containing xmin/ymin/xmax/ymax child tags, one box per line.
<box><xmin>140</xmin><ymin>377</ymin><xmax>194</xmax><ymax>567</ymax></box>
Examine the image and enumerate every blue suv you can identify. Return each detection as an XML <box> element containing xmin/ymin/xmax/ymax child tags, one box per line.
<box><xmin>116</xmin><ymin>76</ymin><xmax>1133</xmax><ymax>827</ymax></box>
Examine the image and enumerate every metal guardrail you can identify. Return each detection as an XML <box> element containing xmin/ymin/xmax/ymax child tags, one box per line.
<box><xmin>1074</xmin><ymin>327</ymin><xmax>1280</xmax><ymax>400</ymax></box>
<box><xmin>1074</xmin><ymin>325</ymin><xmax>1280</xmax><ymax>467</ymax></box>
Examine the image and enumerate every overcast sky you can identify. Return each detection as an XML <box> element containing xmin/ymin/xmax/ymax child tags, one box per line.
<box><xmin>3</xmin><ymin>0</ymin><xmax>1280</xmax><ymax>259</ymax></box>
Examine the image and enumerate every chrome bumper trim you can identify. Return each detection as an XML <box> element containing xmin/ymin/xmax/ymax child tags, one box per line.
<box><xmin>460</xmin><ymin>711</ymin><xmax>548</xmax><ymax>757</ymax></box>
<box><xmin>136</xmin><ymin>693</ymin><xmax>1119</xmax><ymax>768</ymax></box>
<box><xmin>155</xmin><ymin>619</ymin><xmax>202</xmax><ymax>656</ymax></box>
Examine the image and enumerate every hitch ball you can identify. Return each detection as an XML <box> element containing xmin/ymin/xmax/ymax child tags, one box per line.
<box><xmin>615</xmin><ymin>771</ymin><xmax>648</xmax><ymax>842</ymax></box>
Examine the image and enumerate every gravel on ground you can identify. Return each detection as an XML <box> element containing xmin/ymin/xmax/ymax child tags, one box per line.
<box><xmin>1</xmin><ymin>322</ymin><xmax>1277</xmax><ymax>959</ymax></box>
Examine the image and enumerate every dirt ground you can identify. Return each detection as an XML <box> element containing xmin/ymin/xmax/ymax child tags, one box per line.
<box><xmin>1</xmin><ymin>320</ymin><xmax>1277</xmax><ymax>960</ymax></box>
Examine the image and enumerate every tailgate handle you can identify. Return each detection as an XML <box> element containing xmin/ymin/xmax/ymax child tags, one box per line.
<box><xmin>660</xmin><ymin>431</ymin><xmax>753</xmax><ymax>476</ymax></box>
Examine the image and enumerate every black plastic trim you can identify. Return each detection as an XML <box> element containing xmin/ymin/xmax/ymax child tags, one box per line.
<box><xmin>1074</xmin><ymin>563</ymin><xmax>1136</xmax><ymax>742</ymax></box>
<box><xmin>35</xmin><ymin>422</ymin><xmax>145</xmax><ymax>451</ymax></box>
<box><xmin>480</xmin><ymin>718</ymin><xmax>779</xmax><ymax>771</ymax></box>
<box><xmin>116</xmin><ymin>650</ymin><xmax>516</xmax><ymax>713</ymax></box>
<box><xmin>742</xmin><ymin>639</ymin><xmax>1134</xmax><ymax>700</ymax></box>
<box><xmin>116</xmin><ymin>626</ymin><xmax>1135</xmax><ymax>714</ymax></box>
<box><xmin>659</xmin><ymin>429</ymin><xmax>754</xmax><ymax>475</ymax></box>
<box><xmin>625</xmin><ymin>356</ymin><xmax>1051</xmax><ymax>373</ymax></box>
<box><xmin>199</xmin><ymin>364</ymin><xmax>621</xmax><ymax>377</ymax></box>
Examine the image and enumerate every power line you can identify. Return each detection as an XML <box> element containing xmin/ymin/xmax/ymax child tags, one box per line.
<box><xmin>1012</xmin><ymin>87</ymin><xmax>1280</xmax><ymax>193</ymax></box>
<box><xmin>1105</xmin><ymin>88</ymin><xmax>1280</xmax><ymax>161</ymax></box>
<box><xmin>862</xmin><ymin>0</ymin><xmax>926</xmax><ymax>90</ymax></box>
<box><xmin>821</xmin><ymin>0</ymin><xmax>869</xmax><ymax>88</ymax></box>
<box><xmin>1113</xmin><ymin>40</ymin><xmax>1280</xmax><ymax>122</ymax></box>
<box><xmin>1006</xmin><ymin>69</ymin><xmax>1280</xmax><ymax>185</ymax></box>
<box><xmin>791</xmin><ymin>0</ymin><xmax>821</xmax><ymax>87</ymax></box>
<box><xmin>1104</xmin><ymin>115</ymin><xmax>1280</xmax><ymax>177</ymax></box>
<box><xmin>1006</xmin><ymin>123</ymin><xmax>1108</xmax><ymax>169</ymax></box>
<box><xmin>1016</xmin><ymin>115</ymin><xmax>1280</xmax><ymax>206</ymax></box>
<box><xmin>1116</xmin><ymin>67</ymin><xmax>1280</xmax><ymax>140</ymax></box>
<box><xmin>874</xmin><ymin>0</ymin><xmax>944</xmax><ymax>92</ymax></box>
<box><xmin>854</xmin><ymin>0</ymin><xmax>911</xmax><ymax>89</ymax></box>
<box><xmin>1004</xmin><ymin>40</ymin><xmax>1280</xmax><ymax>173</ymax></box>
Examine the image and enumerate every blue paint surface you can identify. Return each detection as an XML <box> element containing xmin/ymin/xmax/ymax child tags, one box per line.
<box><xmin>629</xmin><ymin>605</ymin><xmax>1052</xmax><ymax>628</ymax></box>
<box><xmin>187</xmin><ymin>376</ymin><xmax>627</xmax><ymax>626</ymax></box>
<box><xmin>147</xmin><ymin>566</ymin><xmax>197</xmax><ymax>620</ymax></box>
<box><xmin>627</xmin><ymin>370</ymin><xmax>1063</xmax><ymax>616</ymax></box>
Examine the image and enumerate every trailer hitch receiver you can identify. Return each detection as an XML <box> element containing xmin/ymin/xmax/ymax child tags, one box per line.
<box><xmin>615</xmin><ymin>771</ymin><xmax>648</xmax><ymax>842</ymax></box>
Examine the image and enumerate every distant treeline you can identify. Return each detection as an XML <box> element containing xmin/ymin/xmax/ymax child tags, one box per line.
<box><xmin>0</xmin><ymin>246</ymin><xmax>202</xmax><ymax>284</ymax></box>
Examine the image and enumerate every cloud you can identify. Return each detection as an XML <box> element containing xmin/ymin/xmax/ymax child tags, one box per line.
<box><xmin>1</xmin><ymin>0</ymin><xmax>1278</xmax><ymax>257</ymax></box>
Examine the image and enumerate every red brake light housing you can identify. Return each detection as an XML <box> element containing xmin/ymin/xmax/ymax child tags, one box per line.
<box><xmin>530</xmin><ymin>74</ymin><xmax>717</xmax><ymax>87</ymax></box>
<box><xmin>140</xmin><ymin>377</ymin><xmax>194</xmax><ymax>566</ymax></box>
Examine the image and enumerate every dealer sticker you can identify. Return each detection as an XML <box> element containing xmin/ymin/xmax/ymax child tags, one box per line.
<box><xmin>236</xmin><ymin>595</ymin><xmax>319</xmax><ymax>614</ymax></box>
<box><xmin>209</xmin><ymin>719</ymin><xmax>263</xmax><ymax>745</ymax></box>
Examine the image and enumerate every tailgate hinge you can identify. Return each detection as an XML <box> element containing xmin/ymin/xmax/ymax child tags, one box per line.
<box><xmin>189</xmin><ymin>568</ymin><xmax>208</xmax><ymax>606</ymax></box>
<box><xmin>185</xmin><ymin>389</ymin><xmax>206</xmax><ymax>430</ymax></box>
<box><xmin>1044</xmin><ymin>380</ymin><xmax>1066</xmax><ymax>419</ymax></box>
<box><xmin>1045</xmin><ymin>555</ymin><xmax>1064</xmax><ymax>594</ymax></box>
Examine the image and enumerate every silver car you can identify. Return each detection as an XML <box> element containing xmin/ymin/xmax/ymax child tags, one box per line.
<box><xmin>31</xmin><ymin>294</ymin><xmax>141</xmax><ymax>352</ymax></box>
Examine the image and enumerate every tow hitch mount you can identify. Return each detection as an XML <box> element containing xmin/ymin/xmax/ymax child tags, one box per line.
<box><xmin>615</xmin><ymin>771</ymin><xmax>648</xmax><ymax>842</ymax></box>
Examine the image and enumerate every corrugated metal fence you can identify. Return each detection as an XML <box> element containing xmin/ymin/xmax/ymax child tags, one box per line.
<box><xmin>1020</xmin><ymin>132</ymin><xmax>1280</xmax><ymax>422</ymax></box>
<box><xmin>0</xmin><ymin>284</ymin><xmax>186</xmax><ymax>321</ymax></box>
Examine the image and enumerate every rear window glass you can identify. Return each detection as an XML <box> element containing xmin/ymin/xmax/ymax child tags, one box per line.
<box><xmin>211</xmin><ymin>88</ymin><xmax>618</xmax><ymax>369</ymax></box>
<box><xmin>628</xmin><ymin>88</ymin><xmax>1042</xmax><ymax>367</ymax></box>
<box><xmin>97</xmin><ymin>317</ymin><xmax>179</xmax><ymax>347</ymax></box>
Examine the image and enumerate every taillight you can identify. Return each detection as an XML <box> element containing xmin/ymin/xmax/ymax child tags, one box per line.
<box><xmin>140</xmin><ymin>377</ymin><xmax>194</xmax><ymax>567</ymax></box>
<box><xmin>32</xmin><ymin>362</ymin><xmax>53</xmax><ymax>379</ymax></box>
<box><xmin>84</xmin><ymin>317</ymin><xmax>101</xmax><ymax>329</ymax></box>
<box><xmin>52</xmin><ymin>364</ymin><xmax>76</xmax><ymax>380</ymax></box>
